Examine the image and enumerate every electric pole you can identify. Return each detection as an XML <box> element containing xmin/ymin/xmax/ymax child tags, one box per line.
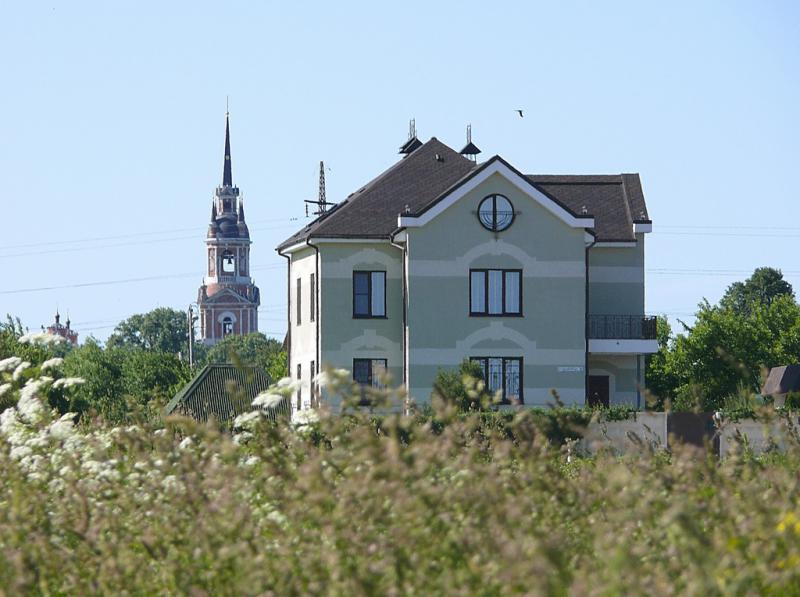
<box><xmin>188</xmin><ymin>305</ymin><xmax>197</xmax><ymax>368</ymax></box>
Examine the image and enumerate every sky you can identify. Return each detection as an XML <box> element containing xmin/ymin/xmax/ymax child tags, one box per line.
<box><xmin>1</xmin><ymin>0</ymin><xmax>798</xmax><ymax>343</ymax></box>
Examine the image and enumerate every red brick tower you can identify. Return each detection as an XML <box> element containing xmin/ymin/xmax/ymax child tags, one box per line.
<box><xmin>197</xmin><ymin>113</ymin><xmax>260</xmax><ymax>345</ymax></box>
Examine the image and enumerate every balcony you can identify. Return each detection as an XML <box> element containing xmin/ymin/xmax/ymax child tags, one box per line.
<box><xmin>588</xmin><ymin>314</ymin><xmax>659</xmax><ymax>354</ymax></box>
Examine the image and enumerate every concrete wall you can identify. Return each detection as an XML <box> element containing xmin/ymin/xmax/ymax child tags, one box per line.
<box><xmin>718</xmin><ymin>418</ymin><xmax>800</xmax><ymax>457</ymax></box>
<box><xmin>580</xmin><ymin>412</ymin><xmax>667</xmax><ymax>454</ymax></box>
<box><xmin>406</xmin><ymin>172</ymin><xmax>587</xmax><ymax>406</ymax></box>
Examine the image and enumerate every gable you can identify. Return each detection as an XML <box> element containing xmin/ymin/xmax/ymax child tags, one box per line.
<box><xmin>399</xmin><ymin>157</ymin><xmax>595</xmax><ymax>232</ymax></box>
<box><xmin>204</xmin><ymin>287</ymin><xmax>252</xmax><ymax>304</ymax></box>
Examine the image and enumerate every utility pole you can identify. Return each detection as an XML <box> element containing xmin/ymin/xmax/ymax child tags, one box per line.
<box><xmin>304</xmin><ymin>161</ymin><xmax>335</xmax><ymax>216</ymax></box>
<box><xmin>187</xmin><ymin>305</ymin><xmax>197</xmax><ymax>368</ymax></box>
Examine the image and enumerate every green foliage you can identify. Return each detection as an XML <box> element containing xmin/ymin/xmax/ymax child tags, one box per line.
<box><xmin>4</xmin><ymin>366</ymin><xmax>800</xmax><ymax>593</ymax></box>
<box><xmin>431</xmin><ymin>359</ymin><xmax>494</xmax><ymax>411</ymax></box>
<box><xmin>107</xmin><ymin>307</ymin><xmax>188</xmax><ymax>355</ymax></box>
<box><xmin>721</xmin><ymin>266</ymin><xmax>794</xmax><ymax>315</ymax></box>
<box><xmin>203</xmin><ymin>332</ymin><xmax>287</xmax><ymax>381</ymax></box>
<box><xmin>646</xmin><ymin>268</ymin><xmax>800</xmax><ymax>411</ymax></box>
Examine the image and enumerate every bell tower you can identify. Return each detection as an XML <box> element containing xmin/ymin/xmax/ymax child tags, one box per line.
<box><xmin>197</xmin><ymin>112</ymin><xmax>260</xmax><ymax>345</ymax></box>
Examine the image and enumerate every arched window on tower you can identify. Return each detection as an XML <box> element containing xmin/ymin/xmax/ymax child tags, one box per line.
<box><xmin>222</xmin><ymin>317</ymin><xmax>233</xmax><ymax>337</ymax></box>
<box><xmin>221</xmin><ymin>249</ymin><xmax>236</xmax><ymax>274</ymax></box>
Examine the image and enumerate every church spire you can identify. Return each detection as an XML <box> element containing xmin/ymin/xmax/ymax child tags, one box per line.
<box><xmin>222</xmin><ymin>112</ymin><xmax>233</xmax><ymax>187</ymax></box>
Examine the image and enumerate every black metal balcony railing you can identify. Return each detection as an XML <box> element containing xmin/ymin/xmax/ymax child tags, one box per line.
<box><xmin>589</xmin><ymin>315</ymin><xmax>658</xmax><ymax>340</ymax></box>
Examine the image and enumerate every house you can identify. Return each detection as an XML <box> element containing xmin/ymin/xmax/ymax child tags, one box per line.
<box><xmin>761</xmin><ymin>365</ymin><xmax>800</xmax><ymax>406</ymax></box>
<box><xmin>276</xmin><ymin>135</ymin><xmax>657</xmax><ymax>411</ymax></box>
<box><xmin>165</xmin><ymin>363</ymin><xmax>286</xmax><ymax>423</ymax></box>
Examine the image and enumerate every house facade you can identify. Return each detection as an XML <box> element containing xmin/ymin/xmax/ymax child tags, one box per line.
<box><xmin>277</xmin><ymin>137</ymin><xmax>656</xmax><ymax>410</ymax></box>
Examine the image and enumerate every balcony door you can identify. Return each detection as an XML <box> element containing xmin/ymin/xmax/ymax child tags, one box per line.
<box><xmin>587</xmin><ymin>375</ymin><xmax>610</xmax><ymax>407</ymax></box>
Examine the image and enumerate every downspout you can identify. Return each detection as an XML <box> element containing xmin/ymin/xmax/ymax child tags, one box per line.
<box><xmin>585</xmin><ymin>237</ymin><xmax>596</xmax><ymax>405</ymax></box>
<box><xmin>306</xmin><ymin>239</ymin><xmax>321</xmax><ymax>402</ymax></box>
<box><xmin>389</xmin><ymin>230</ymin><xmax>408</xmax><ymax>389</ymax></box>
<box><xmin>277</xmin><ymin>248</ymin><xmax>291</xmax><ymax>376</ymax></box>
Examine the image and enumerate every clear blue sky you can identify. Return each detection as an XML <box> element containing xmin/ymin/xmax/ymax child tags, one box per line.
<box><xmin>1</xmin><ymin>0</ymin><xmax>798</xmax><ymax>342</ymax></box>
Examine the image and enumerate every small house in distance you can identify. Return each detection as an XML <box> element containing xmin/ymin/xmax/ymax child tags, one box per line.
<box><xmin>165</xmin><ymin>363</ymin><xmax>280</xmax><ymax>424</ymax></box>
<box><xmin>762</xmin><ymin>365</ymin><xmax>800</xmax><ymax>406</ymax></box>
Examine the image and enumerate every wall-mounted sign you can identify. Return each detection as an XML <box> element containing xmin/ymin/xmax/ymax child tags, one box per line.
<box><xmin>557</xmin><ymin>366</ymin><xmax>584</xmax><ymax>373</ymax></box>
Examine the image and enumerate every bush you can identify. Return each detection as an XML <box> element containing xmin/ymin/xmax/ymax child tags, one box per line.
<box><xmin>4</xmin><ymin>357</ymin><xmax>800</xmax><ymax>593</ymax></box>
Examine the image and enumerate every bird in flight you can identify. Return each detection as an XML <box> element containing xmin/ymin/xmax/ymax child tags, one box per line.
<box><xmin>516</xmin><ymin>109</ymin><xmax>524</xmax><ymax>118</ymax></box>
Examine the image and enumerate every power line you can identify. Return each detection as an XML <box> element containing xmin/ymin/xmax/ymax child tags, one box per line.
<box><xmin>0</xmin><ymin>216</ymin><xmax>301</xmax><ymax>252</ymax></box>
<box><xmin>0</xmin><ymin>263</ymin><xmax>284</xmax><ymax>295</ymax></box>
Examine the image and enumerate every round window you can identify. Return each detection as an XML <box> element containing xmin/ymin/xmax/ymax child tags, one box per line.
<box><xmin>478</xmin><ymin>194</ymin><xmax>514</xmax><ymax>231</ymax></box>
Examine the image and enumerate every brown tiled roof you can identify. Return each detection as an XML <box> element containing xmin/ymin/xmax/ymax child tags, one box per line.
<box><xmin>277</xmin><ymin>139</ymin><xmax>650</xmax><ymax>249</ymax></box>
<box><xmin>528</xmin><ymin>174</ymin><xmax>649</xmax><ymax>242</ymax></box>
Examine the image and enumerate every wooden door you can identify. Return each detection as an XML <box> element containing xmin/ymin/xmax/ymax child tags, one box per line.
<box><xmin>588</xmin><ymin>375</ymin><xmax>610</xmax><ymax>408</ymax></box>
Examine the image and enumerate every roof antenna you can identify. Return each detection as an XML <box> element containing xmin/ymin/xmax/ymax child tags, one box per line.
<box><xmin>459</xmin><ymin>124</ymin><xmax>482</xmax><ymax>162</ymax></box>
<box><xmin>304</xmin><ymin>161</ymin><xmax>336</xmax><ymax>216</ymax></box>
<box><xmin>399</xmin><ymin>118</ymin><xmax>422</xmax><ymax>155</ymax></box>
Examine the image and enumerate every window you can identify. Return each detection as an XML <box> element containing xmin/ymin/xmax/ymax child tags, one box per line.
<box><xmin>353</xmin><ymin>271</ymin><xmax>386</xmax><ymax>318</ymax></box>
<box><xmin>222</xmin><ymin>249</ymin><xmax>236</xmax><ymax>273</ymax></box>
<box><xmin>477</xmin><ymin>194</ymin><xmax>515</xmax><ymax>232</ymax></box>
<box><xmin>469</xmin><ymin>269</ymin><xmax>522</xmax><ymax>315</ymax></box>
<box><xmin>222</xmin><ymin>317</ymin><xmax>233</xmax><ymax>336</ymax></box>
<box><xmin>353</xmin><ymin>359</ymin><xmax>387</xmax><ymax>405</ymax></box>
<box><xmin>296</xmin><ymin>363</ymin><xmax>302</xmax><ymax>410</ymax></box>
<box><xmin>310</xmin><ymin>273</ymin><xmax>316</xmax><ymax>322</ymax></box>
<box><xmin>470</xmin><ymin>357</ymin><xmax>523</xmax><ymax>404</ymax></box>
<box><xmin>296</xmin><ymin>278</ymin><xmax>302</xmax><ymax>325</ymax></box>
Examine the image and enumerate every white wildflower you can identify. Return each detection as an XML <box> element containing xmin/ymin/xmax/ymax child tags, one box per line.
<box><xmin>0</xmin><ymin>383</ymin><xmax>11</xmax><ymax>398</ymax></box>
<box><xmin>313</xmin><ymin>371</ymin><xmax>331</xmax><ymax>388</ymax></box>
<box><xmin>19</xmin><ymin>332</ymin><xmax>64</xmax><ymax>346</ymax></box>
<box><xmin>275</xmin><ymin>377</ymin><xmax>294</xmax><ymax>388</ymax></box>
<box><xmin>9</xmin><ymin>444</ymin><xmax>32</xmax><ymax>461</ymax></box>
<box><xmin>52</xmin><ymin>377</ymin><xmax>85</xmax><ymax>389</ymax></box>
<box><xmin>0</xmin><ymin>357</ymin><xmax>22</xmax><ymax>373</ymax></box>
<box><xmin>291</xmin><ymin>408</ymin><xmax>319</xmax><ymax>426</ymax></box>
<box><xmin>178</xmin><ymin>436</ymin><xmax>193</xmax><ymax>450</ymax></box>
<box><xmin>12</xmin><ymin>361</ymin><xmax>31</xmax><ymax>381</ymax></box>
<box><xmin>233</xmin><ymin>431</ymin><xmax>253</xmax><ymax>445</ymax></box>
<box><xmin>252</xmin><ymin>391</ymin><xmax>284</xmax><ymax>409</ymax></box>
<box><xmin>154</xmin><ymin>429</ymin><xmax>167</xmax><ymax>437</ymax></box>
<box><xmin>233</xmin><ymin>410</ymin><xmax>262</xmax><ymax>430</ymax></box>
<box><xmin>242</xmin><ymin>455</ymin><xmax>259</xmax><ymax>467</ymax></box>
<box><xmin>40</xmin><ymin>357</ymin><xmax>64</xmax><ymax>371</ymax></box>
<box><xmin>48</xmin><ymin>413</ymin><xmax>76</xmax><ymax>440</ymax></box>
<box><xmin>17</xmin><ymin>382</ymin><xmax>46</xmax><ymax>423</ymax></box>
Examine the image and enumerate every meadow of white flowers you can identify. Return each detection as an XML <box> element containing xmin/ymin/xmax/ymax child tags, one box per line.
<box><xmin>3</xmin><ymin>336</ymin><xmax>800</xmax><ymax>594</ymax></box>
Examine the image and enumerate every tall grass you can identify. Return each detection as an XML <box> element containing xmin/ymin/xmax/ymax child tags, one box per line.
<box><xmin>2</xmin><ymin>359</ymin><xmax>800</xmax><ymax>594</ymax></box>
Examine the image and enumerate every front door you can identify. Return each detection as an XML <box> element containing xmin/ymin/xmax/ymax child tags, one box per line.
<box><xmin>588</xmin><ymin>375</ymin><xmax>610</xmax><ymax>407</ymax></box>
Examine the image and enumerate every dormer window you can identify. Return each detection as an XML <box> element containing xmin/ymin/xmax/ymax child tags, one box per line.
<box><xmin>478</xmin><ymin>194</ymin><xmax>514</xmax><ymax>232</ymax></box>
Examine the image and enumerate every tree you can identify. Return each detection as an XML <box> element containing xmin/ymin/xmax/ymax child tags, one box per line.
<box><xmin>431</xmin><ymin>359</ymin><xmax>494</xmax><ymax>411</ymax></box>
<box><xmin>203</xmin><ymin>333</ymin><xmax>287</xmax><ymax>381</ymax></box>
<box><xmin>720</xmin><ymin>267</ymin><xmax>794</xmax><ymax>315</ymax></box>
<box><xmin>62</xmin><ymin>340</ymin><xmax>126</xmax><ymax>421</ymax></box>
<box><xmin>119</xmin><ymin>348</ymin><xmax>191</xmax><ymax>407</ymax></box>
<box><xmin>669</xmin><ymin>296</ymin><xmax>800</xmax><ymax>411</ymax></box>
<box><xmin>107</xmin><ymin>308</ymin><xmax>188</xmax><ymax>355</ymax></box>
<box><xmin>644</xmin><ymin>316</ymin><xmax>683</xmax><ymax>409</ymax></box>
